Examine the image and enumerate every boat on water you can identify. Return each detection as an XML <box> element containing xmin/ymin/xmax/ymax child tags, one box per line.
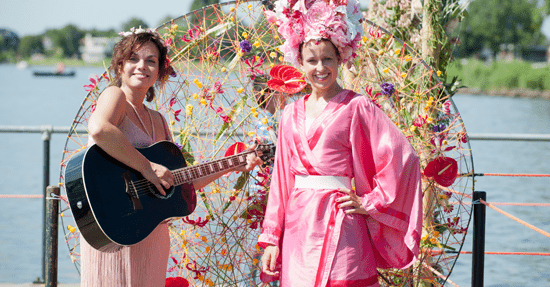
<box><xmin>33</xmin><ymin>71</ymin><xmax>76</xmax><ymax>77</ymax></box>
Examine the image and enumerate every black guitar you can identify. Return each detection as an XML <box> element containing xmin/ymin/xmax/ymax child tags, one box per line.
<box><xmin>64</xmin><ymin>140</ymin><xmax>275</xmax><ymax>252</ymax></box>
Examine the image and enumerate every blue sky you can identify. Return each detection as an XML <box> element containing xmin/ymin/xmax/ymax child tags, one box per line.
<box><xmin>2</xmin><ymin>0</ymin><xmax>550</xmax><ymax>39</ymax></box>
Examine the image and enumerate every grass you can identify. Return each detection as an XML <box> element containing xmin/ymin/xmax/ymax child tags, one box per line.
<box><xmin>447</xmin><ymin>59</ymin><xmax>550</xmax><ymax>92</ymax></box>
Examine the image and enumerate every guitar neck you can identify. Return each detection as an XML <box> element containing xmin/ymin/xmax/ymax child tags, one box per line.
<box><xmin>172</xmin><ymin>150</ymin><xmax>255</xmax><ymax>185</ymax></box>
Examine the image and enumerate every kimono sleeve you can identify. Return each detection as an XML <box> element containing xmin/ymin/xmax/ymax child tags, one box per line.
<box><xmin>258</xmin><ymin>106</ymin><xmax>294</xmax><ymax>248</ymax></box>
<box><xmin>350</xmin><ymin>96</ymin><xmax>422</xmax><ymax>269</ymax></box>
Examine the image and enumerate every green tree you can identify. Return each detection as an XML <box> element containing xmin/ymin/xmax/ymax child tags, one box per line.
<box><xmin>0</xmin><ymin>29</ymin><xmax>20</xmax><ymax>51</ymax></box>
<box><xmin>44</xmin><ymin>24</ymin><xmax>84</xmax><ymax>58</ymax></box>
<box><xmin>121</xmin><ymin>18</ymin><xmax>150</xmax><ymax>32</ymax></box>
<box><xmin>157</xmin><ymin>15</ymin><xmax>176</xmax><ymax>28</ymax></box>
<box><xmin>458</xmin><ymin>0</ymin><xmax>544</xmax><ymax>57</ymax></box>
<box><xmin>190</xmin><ymin>0</ymin><xmax>219</xmax><ymax>11</ymax></box>
<box><xmin>18</xmin><ymin>35</ymin><xmax>44</xmax><ymax>57</ymax></box>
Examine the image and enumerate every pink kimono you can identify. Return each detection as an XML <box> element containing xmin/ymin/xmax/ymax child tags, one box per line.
<box><xmin>258</xmin><ymin>90</ymin><xmax>422</xmax><ymax>286</ymax></box>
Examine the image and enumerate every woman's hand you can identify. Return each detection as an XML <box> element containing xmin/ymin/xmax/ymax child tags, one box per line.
<box><xmin>141</xmin><ymin>162</ymin><xmax>174</xmax><ymax>196</ymax></box>
<box><xmin>233</xmin><ymin>143</ymin><xmax>264</xmax><ymax>172</ymax></box>
<box><xmin>261</xmin><ymin>245</ymin><xmax>280</xmax><ymax>276</ymax></box>
<box><xmin>336</xmin><ymin>188</ymin><xmax>368</xmax><ymax>215</ymax></box>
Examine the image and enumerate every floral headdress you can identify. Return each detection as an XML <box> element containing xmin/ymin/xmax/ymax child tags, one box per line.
<box><xmin>265</xmin><ymin>0</ymin><xmax>363</xmax><ymax>67</ymax></box>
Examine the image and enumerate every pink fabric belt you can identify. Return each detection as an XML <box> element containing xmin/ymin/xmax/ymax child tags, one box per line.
<box><xmin>294</xmin><ymin>175</ymin><xmax>352</xmax><ymax>190</ymax></box>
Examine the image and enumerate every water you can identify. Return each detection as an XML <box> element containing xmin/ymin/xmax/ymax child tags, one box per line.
<box><xmin>1</xmin><ymin>65</ymin><xmax>549</xmax><ymax>285</ymax></box>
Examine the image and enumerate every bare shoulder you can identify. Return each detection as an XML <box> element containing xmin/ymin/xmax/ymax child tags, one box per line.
<box><xmin>97</xmin><ymin>86</ymin><xmax>126</xmax><ymax>105</ymax></box>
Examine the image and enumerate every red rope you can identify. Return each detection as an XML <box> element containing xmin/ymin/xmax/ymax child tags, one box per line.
<box><xmin>429</xmin><ymin>250</ymin><xmax>550</xmax><ymax>256</ymax></box>
<box><xmin>480</xmin><ymin>199</ymin><xmax>550</xmax><ymax>239</ymax></box>
<box><xmin>0</xmin><ymin>194</ymin><xmax>43</xmax><ymax>198</ymax></box>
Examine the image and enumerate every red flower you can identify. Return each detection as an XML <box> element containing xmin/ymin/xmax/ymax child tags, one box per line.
<box><xmin>244</xmin><ymin>56</ymin><xmax>264</xmax><ymax>80</ymax></box>
<box><xmin>173</xmin><ymin>109</ymin><xmax>181</xmax><ymax>122</ymax></box>
<box><xmin>224</xmin><ymin>142</ymin><xmax>246</xmax><ymax>157</ymax></box>
<box><xmin>267</xmin><ymin>65</ymin><xmax>307</xmax><ymax>94</ymax></box>
<box><xmin>84</xmin><ymin>75</ymin><xmax>100</xmax><ymax>92</ymax></box>
<box><xmin>424</xmin><ymin>156</ymin><xmax>458</xmax><ymax>187</ymax></box>
<box><xmin>182</xmin><ymin>216</ymin><xmax>209</xmax><ymax>228</ymax></box>
<box><xmin>182</xmin><ymin>27</ymin><xmax>202</xmax><ymax>42</ymax></box>
<box><xmin>165</xmin><ymin>277</ymin><xmax>189</xmax><ymax>287</ymax></box>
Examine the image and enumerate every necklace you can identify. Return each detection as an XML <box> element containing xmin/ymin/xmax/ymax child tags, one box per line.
<box><xmin>128</xmin><ymin>101</ymin><xmax>155</xmax><ymax>140</ymax></box>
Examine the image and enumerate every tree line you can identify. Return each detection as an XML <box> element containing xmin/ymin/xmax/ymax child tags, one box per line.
<box><xmin>0</xmin><ymin>16</ymin><xmax>174</xmax><ymax>63</ymax></box>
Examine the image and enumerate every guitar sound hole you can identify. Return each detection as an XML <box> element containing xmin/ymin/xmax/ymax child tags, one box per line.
<box><xmin>147</xmin><ymin>185</ymin><xmax>175</xmax><ymax>199</ymax></box>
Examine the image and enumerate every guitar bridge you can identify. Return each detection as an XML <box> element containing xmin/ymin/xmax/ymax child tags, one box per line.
<box><xmin>123</xmin><ymin>171</ymin><xmax>143</xmax><ymax>210</ymax></box>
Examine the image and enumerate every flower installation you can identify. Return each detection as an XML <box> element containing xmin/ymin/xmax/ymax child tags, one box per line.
<box><xmin>58</xmin><ymin>1</ymin><xmax>473</xmax><ymax>286</ymax></box>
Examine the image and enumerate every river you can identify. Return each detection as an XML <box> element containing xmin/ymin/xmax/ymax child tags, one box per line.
<box><xmin>0</xmin><ymin>65</ymin><xmax>549</xmax><ymax>286</ymax></box>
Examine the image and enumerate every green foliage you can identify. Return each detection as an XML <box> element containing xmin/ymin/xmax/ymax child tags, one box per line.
<box><xmin>447</xmin><ymin>58</ymin><xmax>550</xmax><ymax>91</ymax></box>
<box><xmin>44</xmin><ymin>24</ymin><xmax>84</xmax><ymax>58</ymax></box>
<box><xmin>18</xmin><ymin>35</ymin><xmax>44</xmax><ymax>57</ymax></box>
<box><xmin>121</xmin><ymin>18</ymin><xmax>150</xmax><ymax>32</ymax></box>
<box><xmin>457</xmin><ymin>0</ymin><xmax>545</xmax><ymax>57</ymax></box>
<box><xmin>0</xmin><ymin>29</ymin><xmax>20</xmax><ymax>51</ymax></box>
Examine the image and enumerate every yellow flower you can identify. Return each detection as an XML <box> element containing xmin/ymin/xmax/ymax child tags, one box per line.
<box><xmin>378</xmin><ymin>50</ymin><xmax>384</xmax><ymax>56</ymax></box>
<box><xmin>170</xmin><ymin>120</ymin><xmax>175</xmax><ymax>126</ymax></box>
<box><xmin>221</xmin><ymin>237</ymin><xmax>227</xmax><ymax>243</ymax></box>
<box><xmin>253</xmin><ymin>258</ymin><xmax>259</xmax><ymax>265</ymax></box>
<box><xmin>410</xmin><ymin>126</ymin><xmax>417</xmax><ymax>132</ymax></box>
<box><xmin>67</xmin><ymin>225</ymin><xmax>76</xmax><ymax>233</ymax></box>
<box><xmin>261</xmin><ymin>118</ymin><xmax>268</xmax><ymax>125</ymax></box>
<box><xmin>426</xmin><ymin>117</ymin><xmax>433</xmax><ymax>123</ymax></box>
<box><xmin>248</xmin><ymin>4</ymin><xmax>253</xmax><ymax>10</ymax></box>
<box><xmin>180</xmin><ymin>230</ymin><xmax>185</xmax><ymax>236</ymax></box>
<box><xmin>404</xmin><ymin>55</ymin><xmax>412</xmax><ymax>62</ymax></box>
<box><xmin>250</xmin><ymin>107</ymin><xmax>257</xmax><ymax>112</ymax></box>
<box><xmin>394</xmin><ymin>49</ymin><xmax>401</xmax><ymax>55</ymax></box>
<box><xmin>237</xmin><ymin>87</ymin><xmax>244</xmax><ymax>94</ymax></box>
<box><xmin>383</xmin><ymin>68</ymin><xmax>389</xmax><ymax>73</ymax></box>
<box><xmin>193</xmin><ymin>78</ymin><xmax>203</xmax><ymax>89</ymax></box>
<box><xmin>255</xmin><ymin>244</ymin><xmax>261</xmax><ymax>252</ymax></box>
<box><xmin>279</xmin><ymin>56</ymin><xmax>284</xmax><ymax>62</ymax></box>
<box><xmin>400</xmin><ymin>73</ymin><xmax>407</xmax><ymax>78</ymax></box>
<box><xmin>221</xmin><ymin>67</ymin><xmax>227</xmax><ymax>73</ymax></box>
<box><xmin>270</xmin><ymin>51</ymin><xmax>277</xmax><ymax>58</ymax></box>
<box><xmin>221</xmin><ymin>249</ymin><xmax>227</xmax><ymax>256</ymax></box>
<box><xmin>200</xmin><ymin>98</ymin><xmax>208</xmax><ymax>106</ymax></box>
<box><xmin>442</xmin><ymin>140</ymin><xmax>448</xmax><ymax>145</ymax></box>
<box><xmin>242</xmin><ymin>32</ymin><xmax>248</xmax><ymax>39</ymax></box>
<box><xmin>430</xmin><ymin>237</ymin><xmax>438</xmax><ymax>244</ymax></box>
<box><xmin>362</xmin><ymin>36</ymin><xmax>368</xmax><ymax>43</ymax></box>
<box><xmin>193</xmin><ymin>160</ymin><xmax>199</xmax><ymax>165</ymax></box>
<box><xmin>186</xmin><ymin>104</ymin><xmax>193</xmax><ymax>116</ymax></box>
<box><xmin>422</xmin><ymin>235</ymin><xmax>428</xmax><ymax>241</ymax></box>
<box><xmin>181</xmin><ymin>240</ymin><xmax>187</xmax><ymax>247</ymax></box>
<box><xmin>230</xmin><ymin>7</ymin><xmax>235</xmax><ymax>12</ymax></box>
<box><xmin>248</xmin><ymin>131</ymin><xmax>255</xmax><ymax>137</ymax></box>
<box><xmin>433</xmin><ymin>231</ymin><xmax>440</xmax><ymax>237</ymax></box>
<box><xmin>237</xmin><ymin>51</ymin><xmax>244</xmax><ymax>57</ymax></box>
<box><xmin>192</xmin><ymin>93</ymin><xmax>199</xmax><ymax>99</ymax></box>
<box><xmin>230</xmin><ymin>16</ymin><xmax>235</xmax><ymax>22</ymax></box>
<box><xmin>212</xmin><ymin>188</ymin><xmax>220</xmax><ymax>193</ymax></box>
<box><xmin>274</xmin><ymin>35</ymin><xmax>279</xmax><ymax>40</ymax></box>
<box><xmin>437</xmin><ymin>70</ymin><xmax>442</xmax><ymax>77</ymax></box>
<box><xmin>233</xmin><ymin>215</ymin><xmax>238</xmax><ymax>220</ymax></box>
<box><xmin>253</xmin><ymin>40</ymin><xmax>261</xmax><ymax>48</ymax></box>
<box><xmin>205</xmin><ymin>215</ymin><xmax>211</xmax><ymax>220</ymax></box>
<box><xmin>206</xmin><ymin>246</ymin><xmax>211</xmax><ymax>252</ymax></box>
<box><xmin>202</xmin><ymin>236</ymin><xmax>208</xmax><ymax>242</ymax></box>
<box><xmin>195</xmin><ymin>232</ymin><xmax>200</xmax><ymax>238</ymax></box>
<box><xmin>270</xmin><ymin>63</ymin><xmax>275</xmax><ymax>68</ymax></box>
<box><xmin>253</xmin><ymin>112</ymin><xmax>259</xmax><ymax>118</ymax></box>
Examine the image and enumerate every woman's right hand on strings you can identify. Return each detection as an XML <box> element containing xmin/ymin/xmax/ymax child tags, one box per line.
<box><xmin>261</xmin><ymin>245</ymin><xmax>280</xmax><ymax>276</ymax></box>
<box><xmin>141</xmin><ymin>162</ymin><xmax>174</xmax><ymax>196</ymax></box>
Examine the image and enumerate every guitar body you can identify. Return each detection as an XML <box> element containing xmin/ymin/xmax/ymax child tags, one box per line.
<box><xmin>64</xmin><ymin>141</ymin><xmax>196</xmax><ymax>252</ymax></box>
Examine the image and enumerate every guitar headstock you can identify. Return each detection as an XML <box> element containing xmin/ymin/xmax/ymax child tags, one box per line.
<box><xmin>255</xmin><ymin>142</ymin><xmax>276</xmax><ymax>167</ymax></box>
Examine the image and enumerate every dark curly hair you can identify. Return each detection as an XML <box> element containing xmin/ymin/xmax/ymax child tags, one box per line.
<box><xmin>110</xmin><ymin>32</ymin><xmax>172</xmax><ymax>102</ymax></box>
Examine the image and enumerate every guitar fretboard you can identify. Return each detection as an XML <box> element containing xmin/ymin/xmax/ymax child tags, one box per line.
<box><xmin>172</xmin><ymin>151</ymin><xmax>253</xmax><ymax>185</ymax></box>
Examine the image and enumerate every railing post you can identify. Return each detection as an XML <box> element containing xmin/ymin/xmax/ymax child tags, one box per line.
<box><xmin>472</xmin><ymin>191</ymin><xmax>486</xmax><ymax>287</ymax></box>
<box><xmin>41</xmin><ymin>126</ymin><xmax>52</xmax><ymax>282</ymax></box>
<box><xmin>45</xmin><ymin>185</ymin><xmax>59</xmax><ymax>287</ymax></box>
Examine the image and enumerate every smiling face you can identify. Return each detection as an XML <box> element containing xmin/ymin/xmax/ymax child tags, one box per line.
<box><xmin>299</xmin><ymin>39</ymin><xmax>341</xmax><ymax>95</ymax></box>
<box><xmin>119</xmin><ymin>41</ymin><xmax>160</xmax><ymax>92</ymax></box>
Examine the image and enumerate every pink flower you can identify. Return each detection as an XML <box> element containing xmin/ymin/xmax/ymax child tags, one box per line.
<box><xmin>182</xmin><ymin>27</ymin><xmax>202</xmax><ymax>42</ymax></box>
<box><xmin>265</xmin><ymin>10</ymin><xmax>277</xmax><ymax>24</ymax></box>
<box><xmin>83</xmin><ymin>75</ymin><xmax>100</xmax><ymax>92</ymax></box>
<box><xmin>244</xmin><ymin>56</ymin><xmax>265</xmax><ymax>80</ymax></box>
<box><xmin>173</xmin><ymin>109</ymin><xmax>181</xmax><ymax>122</ymax></box>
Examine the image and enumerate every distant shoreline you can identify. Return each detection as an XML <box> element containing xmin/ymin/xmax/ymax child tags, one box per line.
<box><xmin>457</xmin><ymin>87</ymin><xmax>550</xmax><ymax>99</ymax></box>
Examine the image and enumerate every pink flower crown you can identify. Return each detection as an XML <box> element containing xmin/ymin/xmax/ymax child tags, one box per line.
<box><xmin>265</xmin><ymin>0</ymin><xmax>363</xmax><ymax>67</ymax></box>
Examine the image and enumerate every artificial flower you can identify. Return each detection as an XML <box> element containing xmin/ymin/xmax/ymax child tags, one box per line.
<box><xmin>267</xmin><ymin>64</ymin><xmax>307</xmax><ymax>94</ymax></box>
<box><xmin>380</xmin><ymin>82</ymin><xmax>395</xmax><ymax>95</ymax></box>
<box><xmin>240</xmin><ymin>40</ymin><xmax>252</xmax><ymax>53</ymax></box>
<box><xmin>165</xmin><ymin>277</ymin><xmax>189</xmax><ymax>287</ymax></box>
<box><xmin>244</xmin><ymin>56</ymin><xmax>264</xmax><ymax>80</ymax></box>
<box><xmin>424</xmin><ymin>156</ymin><xmax>458</xmax><ymax>187</ymax></box>
<box><xmin>83</xmin><ymin>75</ymin><xmax>100</xmax><ymax>92</ymax></box>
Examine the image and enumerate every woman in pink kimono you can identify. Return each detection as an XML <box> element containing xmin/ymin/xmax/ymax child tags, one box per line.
<box><xmin>259</xmin><ymin>0</ymin><xmax>423</xmax><ymax>286</ymax></box>
<box><xmin>81</xmin><ymin>30</ymin><xmax>262</xmax><ymax>287</ymax></box>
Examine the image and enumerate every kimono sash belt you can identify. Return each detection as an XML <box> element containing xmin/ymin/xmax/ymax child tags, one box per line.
<box><xmin>294</xmin><ymin>175</ymin><xmax>352</xmax><ymax>190</ymax></box>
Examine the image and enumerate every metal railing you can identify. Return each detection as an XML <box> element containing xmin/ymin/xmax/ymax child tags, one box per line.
<box><xmin>1</xmin><ymin>125</ymin><xmax>549</xmax><ymax>286</ymax></box>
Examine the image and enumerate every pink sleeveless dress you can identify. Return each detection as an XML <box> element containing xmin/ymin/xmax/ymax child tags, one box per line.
<box><xmin>80</xmin><ymin>114</ymin><xmax>172</xmax><ymax>287</ymax></box>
